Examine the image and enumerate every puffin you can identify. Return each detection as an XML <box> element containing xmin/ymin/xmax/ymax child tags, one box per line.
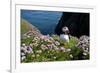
<box><xmin>60</xmin><ymin>26</ymin><xmax>70</xmax><ymax>42</ymax></box>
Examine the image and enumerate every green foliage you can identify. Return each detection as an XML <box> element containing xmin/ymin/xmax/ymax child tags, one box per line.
<box><xmin>64</xmin><ymin>36</ymin><xmax>78</xmax><ymax>49</ymax></box>
<box><xmin>25</xmin><ymin>53</ymin><xmax>34</xmax><ymax>63</ymax></box>
<box><xmin>51</xmin><ymin>35</ymin><xmax>60</xmax><ymax>41</ymax></box>
<box><xmin>70</xmin><ymin>47</ymin><xmax>82</xmax><ymax>60</ymax></box>
<box><xmin>21</xmin><ymin>36</ymin><xmax>33</xmax><ymax>45</ymax></box>
<box><xmin>21</xmin><ymin>34</ymin><xmax>89</xmax><ymax>63</ymax></box>
<box><xmin>21</xmin><ymin>19</ymin><xmax>32</xmax><ymax>34</ymax></box>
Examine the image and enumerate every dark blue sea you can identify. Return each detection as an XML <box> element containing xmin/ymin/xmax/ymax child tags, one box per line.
<box><xmin>21</xmin><ymin>10</ymin><xmax>62</xmax><ymax>35</ymax></box>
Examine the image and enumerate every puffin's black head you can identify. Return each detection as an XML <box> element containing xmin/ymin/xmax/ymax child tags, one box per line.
<box><xmin>62</xmin><ymin>26</ymin><xmax>69</xmax><ymax>34</ymax></box>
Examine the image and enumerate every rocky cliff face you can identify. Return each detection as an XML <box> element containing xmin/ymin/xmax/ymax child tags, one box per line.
<box><xmin>55</xmin><ymin>12</ymin><xmax>90</xmax><ymax>37</ymax></box>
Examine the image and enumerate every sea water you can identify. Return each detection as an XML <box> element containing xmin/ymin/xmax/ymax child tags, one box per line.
<box><xmin>21</xmin><ymin>10</ymin><xmax>62</xmax><ymax>35</ymax></box>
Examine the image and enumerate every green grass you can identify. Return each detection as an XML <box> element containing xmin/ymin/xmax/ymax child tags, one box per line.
<box><xmin>21</xmin><ymin>19</ymin><xmax>32</xmax><ymax>34</ymax></box>
<box><xmin>21</xmin><ymin>19</ymin><xmax>40</xmax><ymax>35</ymax></box>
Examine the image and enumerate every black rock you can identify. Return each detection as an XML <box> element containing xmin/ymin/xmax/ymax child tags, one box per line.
<box><xmin>55</xmin><ymin>12</ymin><xmax>90</xmax><ymax>37</ymax></box>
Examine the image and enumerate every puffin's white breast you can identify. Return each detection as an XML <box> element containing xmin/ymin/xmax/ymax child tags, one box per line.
<box><xmin>60</xmin><ymin>34</ymin><xmax>69</xmax><ymax>42</ymax></box>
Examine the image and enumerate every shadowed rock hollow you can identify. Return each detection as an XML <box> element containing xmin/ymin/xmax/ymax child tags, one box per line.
<box><xmin>55</xmin><ymin>12</ymin><xmax>90</xmax><ymax>37</ymax></box>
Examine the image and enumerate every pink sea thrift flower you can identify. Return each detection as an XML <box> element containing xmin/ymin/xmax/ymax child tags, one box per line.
<box><xmin>54</xmin><ymin>41</ymin><xmax>60</xmax><ymax>46</ymax></box>
<box><xmin>60</xmin><ymin>47</ymin><xmax>65</xmax><ymax>50</ymax></box>
<box><xmin>66</xmin><ymin>48</ymin><xmax>71</xmax><ymax>52</ymax></box>
<box><xmin>41</xmin><ymin>44</ymin><xmax>48</xmax><ymax>50</ymax></box>
<box><xmin>26</xmin><ymin>46</ymin><xmax>33</xmax><ymax>54</ymax></box>
<box><xmin>47</xmin><ymin>44</ymin><xmax>53</xmax><ymax>49</ymax></box>
<box><xmin>21</xmin><ymin>56</ymin><xmax>26</xmax><ymax>61</ymax></box>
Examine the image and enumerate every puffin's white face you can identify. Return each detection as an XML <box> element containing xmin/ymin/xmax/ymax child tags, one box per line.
<box><xmin>62</xmin><ymin>26</ymin><xmax>69</xmax><ymax>32</ymax></box>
